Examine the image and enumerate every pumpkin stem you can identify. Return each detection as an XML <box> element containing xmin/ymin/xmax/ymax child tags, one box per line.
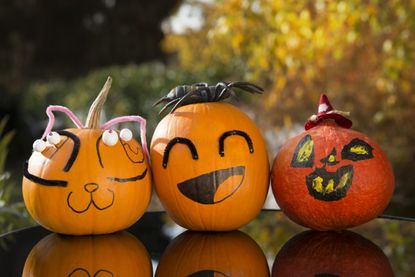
<box><xmin>85</xmin><ymin>76</ymin><xmax>112</xmax><ymax>129</ymax></box>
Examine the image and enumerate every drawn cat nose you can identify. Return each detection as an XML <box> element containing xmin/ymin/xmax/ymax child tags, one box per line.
<box><xmin>84</xmin><ymin>183</ymin><xmax>99</xmax><ymax>193</ymax></box>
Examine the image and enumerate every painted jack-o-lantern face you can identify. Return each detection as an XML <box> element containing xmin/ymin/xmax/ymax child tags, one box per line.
<box><xmin>151</xmin><ymin>101</ymin><xmax>269</xmax><ymax>231</ymax></box>
<box><xmin>156</xmin><ymin>231</ymin><xmax>269</xmax><ymax>277</ymax></box>
<box><xmin>292</xmin><ymin>134</ymin><xmax>374</xmax><ymax>201</ymax></box>
<box><xmin>23</xmin><ymin>232</ymin><xmax>152</xmax><ymax>276</ymax></box>
<box><xmin>22</xmin><ymin>77</ymin><xmax>151</xmax><ymax>235</ymax></box>
<box><xmin>271</xmin><ymin>95</ymin><xmax>394</xmax><ymax>230</ymax></box>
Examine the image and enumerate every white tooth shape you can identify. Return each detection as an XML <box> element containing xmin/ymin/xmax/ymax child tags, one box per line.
<box><xmin>102</xmin><ymin>129</ymin><xmax>119</xmax><ymax>146</ymax></box>
<box><xmin>33</xmin><ymin>139</ymin><xmax>47</xmax><ymax>152</ymax></box>
<box><xmin>47</xmin><ymin>131</ymin><xmax>61</xmax><ymax>145</ymax></box>
<box><xmin>120</xmin><ymin>128</ymin><xmax>133</xmax><ymax>142</ymax></box>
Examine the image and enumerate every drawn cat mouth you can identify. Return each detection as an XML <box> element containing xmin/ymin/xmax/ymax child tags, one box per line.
<box><xmin>177</xmin><ymin>166</ymin><xmax>245</xmax><ymax>204</ymax></box>
<box><xmin>67</xmin><ymin>186</ymin><xmax>115</xmax><ymax>213</ymax></box>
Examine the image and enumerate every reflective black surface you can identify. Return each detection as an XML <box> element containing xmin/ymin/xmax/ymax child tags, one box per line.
<box><xmin>1</xmin><ymin>210</ymin><xmax>414</xmax><ymax>276</ymax></box>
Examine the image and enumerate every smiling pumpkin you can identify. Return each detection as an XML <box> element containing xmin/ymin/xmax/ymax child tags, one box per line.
<box><xmin>151</xmin><ymin>93</ymin><xmax>269</xmax><ymax>231</ymax></box>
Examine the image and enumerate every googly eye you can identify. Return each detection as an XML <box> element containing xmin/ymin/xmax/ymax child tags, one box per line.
<box><xmin>33</xmin><ymin>139</ymin><xmax>46</xmax><ymax>152</ymax></box>
<box><xmin>47</xmin><ymin>131</ymin><xmax>61</xmax><ymax>145</ymax></box>
<box><xmin>102</xmin><ymin>129</ymin><xmax>119</xmax><ymax>146</ymax></box>
<box><xmin>120</xmin><ymin>128</ymin><xmax>133</xmax><ymax>142</ymax></box>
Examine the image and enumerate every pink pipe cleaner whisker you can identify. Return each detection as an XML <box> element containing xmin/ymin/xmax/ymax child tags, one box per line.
<box><xmin>41</xmin><ymin>105</ymin><xmax>84</xmax><ymax>140</ymax></box>
<box><xmin>101</xmin><ymin>116</ymin><xmax>149</xmax><ymax>162</ymax></box>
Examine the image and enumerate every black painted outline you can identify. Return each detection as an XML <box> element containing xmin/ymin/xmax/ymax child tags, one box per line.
<box><xmin>57</xmin><ymin>130</ymin><xmax>80</xmax><ymax>172</ymax></box>
<box><xmin>23</xmin><ymin>161</ymin><xmax>68</xmax><ymax>187</ymax></box>
<box><xmin>177</xmin><ymin>166</ymin><xmax>245</xmax><ymax>204</ymax></box>
<box><xmin>291</xmin><ymin>134</ymin><xmax>314</xmax><ymax>168</ymax></box>
<box><xmin>219</xmin><ymin>130</ymin><xmax>254</xmax><ymax>157</ymax></box>
<box><xmin>67</xmin><ymin>185</ymin><xmax>115</xmax><ymax>213</ymax></box>
<box><xmin>163</xmin><ymin>137</ymin><xmax>198</xmax><ymax>168</ymax></box>
<box><xmin>341</xmin><ymin>138</ymin><xmax>374</xmax><ymax>161</ymax></box>
<box><xmin>121</xmin><ymin>141</ymin><xmax>145</xmax><ymax>164</ymax></box>
<box><xmin>305</xmin><ymin>165</ymin><xmax>354</xmax><ymax>202</ymax></box>
<box><xmin>96</xmin><ymin>134</ymin><xmax>104</xmax><ymax>168</ymax></box>
<box><xmin>108</xmin><ymin>168</ymin><xmax>148</xmax><ymax>183</ymax></box>
<box><xmin>319</xmin><ymin>148</ymin><xmax>339</xmax><ymax>166</ymax></box>
<box><xmin>68</xmin><ymin>268</ymin><xmax>114</xmax><ymax>277</ymax></box>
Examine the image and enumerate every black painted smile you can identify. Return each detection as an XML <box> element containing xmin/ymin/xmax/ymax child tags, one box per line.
<box><xmin>177</xmin><ymin>166</ymin><xmax>245</xmax><ymax>204</ymax></box>
<box><xmin>306</xmin><ymin>165</ymin><xmax>354</xmax><ymax>201</ymax></box>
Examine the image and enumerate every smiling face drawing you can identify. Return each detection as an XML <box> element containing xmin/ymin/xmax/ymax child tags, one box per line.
<box><xmin>23</xmin><ymin>128</ymin><xmax>151</xmax><ymax>235</ymax></box>
<box><xmin>151</xmin><ymin>103</ymin><xmax>269</xmax><ymax>231</ymax></box>
<box><xmin>291</xmin><ymin>134</ymin><xmax>374</xmax><ymax>201</ymax></box>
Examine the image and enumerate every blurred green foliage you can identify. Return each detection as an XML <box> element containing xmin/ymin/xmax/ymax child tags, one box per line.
<box><xmin>0</xmin><ymin>117</ymin><xmax>34</xmax><ymax>234</ymax></box>
<box><xmin>164</xmin><ymin>0</ymin><xmax>415</xmax><ymax>216</ymax></box>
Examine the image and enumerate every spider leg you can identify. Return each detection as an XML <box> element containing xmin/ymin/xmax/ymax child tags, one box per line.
<box><xmin>153</xmin><ymin>96</ymin><xmax>169</xmax><ymax>107</ymax></box>
<box><xmin>170</xmin><ymin>88</ymin><xmax>202</xmax><ymax>113</ymax></box>
<box><xmin>215</xmin><ymin>82</ymin><xmax>230</xmax><ymax>101</ymax></box>
<box><xmin>159</xmin><ymin>98</ymin><xmax>181</xmax><ymax>115</ymax></box>
<box><xmin>228</xmin><ymin>81</ymin><xmax>264</xmax><ymax>94</ymax></box>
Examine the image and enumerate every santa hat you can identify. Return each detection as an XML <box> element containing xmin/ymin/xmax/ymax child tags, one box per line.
<box><xmin>304</xmin><ymin>94</ymin><xmax>352</xmax><ymax>130</ymax></box>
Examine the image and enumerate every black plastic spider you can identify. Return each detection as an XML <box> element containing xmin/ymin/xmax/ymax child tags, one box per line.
<box><xmin>153</xmin><ymin>81</ymin><xmax>264</xmax><ymax>114</ymax></box>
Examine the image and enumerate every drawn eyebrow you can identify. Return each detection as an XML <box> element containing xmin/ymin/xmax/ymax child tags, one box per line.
<box><xmin>163</xmin><ymin>137</ymin><xmax>198</xmax><ymax>168</ymax></box>
<box><xmin>96</xmin><ymin>134</ymin><xmax>104</xmax><ymax>168</ymax></box>
<box><xmin>219</xmin><ymin>130</ymin><xmax>254</xmax><ymax>157</ymax></box>
<box><xmin>107</xmin><ymin>168</ymin><xmax>148</xmax><ymax>183</ymax></box>
<box><xmin>23</xmin><ymin>161</ymin><xmax>68</xmax><ymax>187</ymax></box>
<box><xmin>57</xmin><ymin>130</ymin><xmax>80</xmax><ymax>172</ymax></box>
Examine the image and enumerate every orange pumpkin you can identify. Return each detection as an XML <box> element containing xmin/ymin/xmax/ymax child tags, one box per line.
<box><xmin>23</xmin><ymin>231</ymin><xmax>152</xmax><ymax>276</ymax></box>
<box><xmin>151</xmin><ymin>82</ymin><xmax>269</xmax><ymax>230</ymax></box>
<box><xmin>156</xmin><ymin>230</ymin><xmax>269</xmax><ymax>277</ymax></box>
<box><xmin>271</xmin><ymin>95</ymin><xmax>394</xmax><ymax>230</ymax></box>
<box><xmin>272</xmin><ymin>230</ymin><xmax>394</xmax><ymax>277</ymax></box>
<box><xmin>22</xmin><ymin>77</ymin><xmax>152</xmax><ymax>235</ymax></box>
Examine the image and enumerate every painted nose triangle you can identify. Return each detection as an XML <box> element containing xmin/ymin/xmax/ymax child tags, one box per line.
<box><xmin>84</xmin><ymin>183</ymin><xmax>99</xmax><ymax>193</ymax></box>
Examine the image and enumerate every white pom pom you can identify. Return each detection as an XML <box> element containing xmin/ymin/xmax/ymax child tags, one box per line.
<box><xmin>33</xmin><ymin>139</ymin><xmax>46</xmax><ymax>152</ymax></box>
<box><xmin>47</xmin><ymin>131</ymin><xmax>61</xmax><ymax>145</ymax></box>
<box><xmin>120</xmin><ymin>128</ymin><xmax>133</xmax><ymax>142</ymax></box>
<box><xmin>102</xmin><ymin>129</ymin><xmax>119</xmax><ymax>146</ymax></box>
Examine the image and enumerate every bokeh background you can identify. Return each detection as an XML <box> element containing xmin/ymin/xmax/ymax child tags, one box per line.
<box><xmin>1</xmin><ymin>0</ymin><xmax>414</xmax><ymax>235</ymax></box>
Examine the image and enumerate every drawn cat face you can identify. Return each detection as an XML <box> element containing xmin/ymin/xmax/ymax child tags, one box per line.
<box><xmin>23</xmin><ymin>127</ymin><xmax>151</xmax><ymax>235</ymax></box>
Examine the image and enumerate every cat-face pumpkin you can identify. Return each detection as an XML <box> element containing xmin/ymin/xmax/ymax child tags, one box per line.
<box><xmin>22</xmin><ymin>77</ymin><xmax>151</xmax><ymax>235</ymax></box>
<box><xmin>23</xmin><ymin>232</ymin><xmax>152</xmax><ymax>276</ymax></box>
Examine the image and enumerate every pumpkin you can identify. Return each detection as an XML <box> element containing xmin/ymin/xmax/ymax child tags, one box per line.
<box><xmin>22</xmin><ymin>77</ymin><xmax>152</xmax><ymax>235</ymax></box>
<box><xmin>23</xmin><ymin>231</ymin><xmax>152</xmax><ymax>276</ymax></box>
<box><xmin>151</xmin><ymin>82</ymin><xmax>269</xmax><ymax>231</ymax></box>
<box><xmin>272</xmin><ymin>230</ymin><xmax>394</xmax><ymax>277</ymax></box>
<box><xmin>156</xmin><ymin>230</ymin><xmax>269</xmax><ymax>277</ymax></box>
<box><xmin>271</xmin><ymin>94</ymin><xmax>394</xmax><ymax>230</ymax></box>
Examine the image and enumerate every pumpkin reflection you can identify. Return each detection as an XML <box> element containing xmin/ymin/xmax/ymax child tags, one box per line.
<box><xmin>23</xmin><ymin>232</ymin><xmax>152</xmax><ymax>277</ymax></box>
<box><xmin>272</xmin><ymin>230</ymin><xmax>394</xmax><ymax>277</ymax></box>
<box><xmin>156</xmin><ymin>230</ymin><xmax>269</xmax><ymax>277</ymax></box>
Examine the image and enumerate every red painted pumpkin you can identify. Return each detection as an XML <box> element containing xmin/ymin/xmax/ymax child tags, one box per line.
<box><xmin>22</xmin><ymin>77</ymin><xmax>152</xmax><ymax>235</ymax></box>
<box><xmin>151</xmin><ymin>82</ymin><xmax>269</xmax><ymax>231</ymax></box>
<box><xmin>272</xmin><ymin>230</ymin><xmax>394</xmax><ymax>277</ymax></box>
<box><xmin>23</xmin><ymin>232</ymin><xmax>152</xmax><ymax>276</ymax></box>
<box><xmin>156</xmin><ymin>230</ymin><xmax>269</xmax><ymax>277</ymax></box>
<box><xmin>271</xmin><ymin>94</ymin><xmax>394</xmax><ymax>230</ymax></box>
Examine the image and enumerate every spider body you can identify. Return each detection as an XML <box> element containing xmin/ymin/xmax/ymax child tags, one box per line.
<box><xmin>153</xmin><ymin>81</ymin><xmax>263</xmax><ymax>114</ymax></box>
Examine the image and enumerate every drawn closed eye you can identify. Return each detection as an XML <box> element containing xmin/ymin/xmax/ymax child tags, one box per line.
<box><xmin>219</xmin><ymin>130</ymin><xmax>254</xmax><ymax>157</ymax></box>
<box><xmin>162</xmin><ymin>137</ymin><xmax>198</xmax><ymax>168</ymax></box>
